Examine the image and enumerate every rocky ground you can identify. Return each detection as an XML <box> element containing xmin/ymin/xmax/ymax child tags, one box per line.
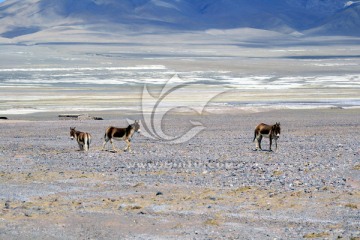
<box><xmin>0</xmin><ymin>108</ymin><xmax>359</xmax><ymax>239</ymax></box>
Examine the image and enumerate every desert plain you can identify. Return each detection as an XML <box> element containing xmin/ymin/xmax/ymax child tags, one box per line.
<box><xmin>0</xmin><ymin>107</ymin><xmax>359</xmax><ymax>239</ymax></box>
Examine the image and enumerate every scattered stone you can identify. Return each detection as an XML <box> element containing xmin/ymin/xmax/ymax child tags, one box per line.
<box><xmin>24</xmin><ymin>212</ymin><xmax>32</xmax><ymax>217</ymax></box>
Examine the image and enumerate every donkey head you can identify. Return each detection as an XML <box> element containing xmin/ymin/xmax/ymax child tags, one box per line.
<box><xmin>132</xmin><ymin>120</ymin><xmax>141</xmax><ymax>133</ymax></box>
<box><xmin>70</xmin><ymin>127</ymin><xmax>76</xmax><ymax>140</ymax></box>
<box><xmin>272</xmin><ymin>122</ymin><xmax>281</xmax><ymax>138</ymax></box>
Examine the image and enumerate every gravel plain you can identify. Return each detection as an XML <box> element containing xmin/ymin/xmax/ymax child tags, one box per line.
<box><xmin>0</xmin><ymin>108</ymin><xmax>359</xmax><ymax>239</ymax></box>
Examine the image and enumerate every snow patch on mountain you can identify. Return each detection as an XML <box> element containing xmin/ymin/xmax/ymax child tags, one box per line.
<box><xmin>0</xmin><ymin>0</ymin><xmax>359</xmax><ymax>40</ymax></box>
<box><xmin>344</xmin><ymin>1</ymin><xmax>360</xmax><ymax>7</ymax></box>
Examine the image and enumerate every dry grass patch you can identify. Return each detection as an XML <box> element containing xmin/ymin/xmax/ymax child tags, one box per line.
<box><xmin>204</xmin><ymin>213</ymin><xmax>224</xmax><ymax>226</ymax></box>
<box><xmin>204</xmin><ymin>218</ymin><xmax>221</xmax><ymax>226</ymax></box>
<box><xmin>272</xmin><ymin>170</ymin><xmax>283</xmax><ymax>176</ymax></box>
<box><xmin>303</xmin><ymin>232</ymin><xmax>330</xmax><ymax>238</ymax></box>
<box><xmin>127</xmin><ymin>205</ymin><xmax>143</xmax><ymax>210</ymax></box>
<box><xmin>353</xmin><ymin>164</ymin><xmax>360</xmax><ymax>170</ymax></box>
<box><xmin>133</xmin><ymin>182</ymin><xmax>145</xmax><ymax>188</ymax></box>
<box><xmin>344</xmin><ymin>203</ymin><xmax>358</xmax><ymax>209</ymax></box>
<box><xmin>230</xmin><ymin>186</ymin><xmax>252</xmax><ymax>195</ymax></box>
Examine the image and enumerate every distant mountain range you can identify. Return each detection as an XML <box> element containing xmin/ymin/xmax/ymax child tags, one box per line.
<box><xmin>0</xmin><ymin>0</ymin><xmax>359</xmax><ymax>42</ymax></box>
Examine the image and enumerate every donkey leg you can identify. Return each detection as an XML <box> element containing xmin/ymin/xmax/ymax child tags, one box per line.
<box><xmin>84</xmin><ymin>143</ymin><xmax>89</xmax><ymax>151</ymax></box>
<box><xmin>124</xmin><ymin>139</ymin><xmax>131</xmax><ymax>152</ymax></box>
<box><xmin>255</xmin><ymin>135</ymin><xmax>262</xmax><ymax>150</ymax></box>
<box><xmin>86</xmin><ymin>135</ymin><xmax>91</xmax><ymax>151</ymax></box>
<box><xmin>83</xmin><ymin>136</ymin><xmax>88</xmax><ymax>151</ymax></box>
<box><xmin>254</xmin><ymin>135</ymin><xmax>259</xmax><ymax>150</ymax></box>
<box><xmin>269</xmin><ymin>137</ymin><xmax>273</xmax><ymax>151</ymax></box>
<box><xmin>102</xmin><ymin>140</ymin><xmax>108</xmax><ymax>151</ymax></box>
<box><xmin>110</xmin><ymin>139</ymin><xmax>119</xmax><ymax>152</ymax></box>
<box><xmin>102</xmin><ymin>135</ymin><xmax>109</xmax><ymax>151</ymax></box>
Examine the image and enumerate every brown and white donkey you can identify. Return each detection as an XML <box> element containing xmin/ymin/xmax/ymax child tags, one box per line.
<box><xmin>253</xmin><ymin>122</ymin><xmax>281</xmax><ymax>151</ymax></box>
<box><xmin>70</xmin><ymin>127</ymin><xmax>92</xmax><ymax>151</ymax></box>
<box><xmin>102</xmin><ymin>120</ymin><xmax>141</xmax><ymax>152</ymax></box>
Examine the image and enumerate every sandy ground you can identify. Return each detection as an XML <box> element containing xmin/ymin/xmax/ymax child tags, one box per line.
<box><xmin>0</xmin><ymin>108</ymin><xmax>359</xmax><ymax>239</ymax></box>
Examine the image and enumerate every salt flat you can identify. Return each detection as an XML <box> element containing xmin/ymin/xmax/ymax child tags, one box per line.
<box><xmin>1</xmin><ymin>36</ymin><xmax>360</xmax><ymax>118</ymax></box>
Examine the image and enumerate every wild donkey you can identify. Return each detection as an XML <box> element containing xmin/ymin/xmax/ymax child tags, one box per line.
<box><xmin>102</xmin><ymin>120</ymin><xmax>141</xmax><ymax>152</ymax></box>
<box><xmin>70</xmin><ymin>127</ymin><xmax>92</xmax><ymax>151</ymax></box>
<box><xmin>253</xmin><ymin>122</ymin><xmax>281</xmax><ymax>151</ymax></box>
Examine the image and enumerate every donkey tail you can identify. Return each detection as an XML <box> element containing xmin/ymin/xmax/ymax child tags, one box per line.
<box><xmin>104</xmin><ymin>127</ymin><xmax>112</xmax><ymax>141</ymax></box>
<box><xmin>253</xmin><ymin>130</ymin><xmax>257</xmax><ymax>142</ymax></box>
<box><xmin>87</xmin><ymin>133</ymin><xmax>91</xmax><ymax>147</ymax></box>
